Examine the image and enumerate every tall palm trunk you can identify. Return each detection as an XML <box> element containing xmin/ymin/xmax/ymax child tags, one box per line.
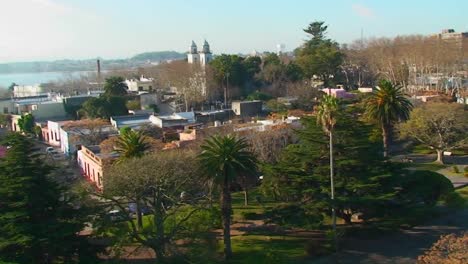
<box><xmin>221</xmin><ymin>173</ymin><xmax>232</xmax><ymax>259</ymax></box>
<box><xmin>329</xmin><ymin>131</ymin><xmax>337</xmax><ymax>251</ymax></box>
<box><xmin>382</xmin><ymin>123</ymin><xmax>389</xmax><ymax>158</ymax></box>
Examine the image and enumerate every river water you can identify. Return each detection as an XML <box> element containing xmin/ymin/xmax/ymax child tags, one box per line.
<box><xmin>0</xmin><ymin>71</ymin><xmax>93</xmax><ymax>88</ymax></box>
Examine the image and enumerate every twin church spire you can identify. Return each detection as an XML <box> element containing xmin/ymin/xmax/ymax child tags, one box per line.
<box><xmin>188</xmin><ymin>40</ymin><xmax>212</xmax><ymax>66</ymax></box>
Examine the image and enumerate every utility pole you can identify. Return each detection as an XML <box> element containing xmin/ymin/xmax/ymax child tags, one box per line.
<box><xmin>224</xmin><ymin>73</ymin><xmax>230</xmax><ymax>109</ymax></box>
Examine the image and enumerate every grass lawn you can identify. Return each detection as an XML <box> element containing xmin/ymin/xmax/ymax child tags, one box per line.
<box><xmin>227</xmin><ymin>235</ymin><xmax>312</xmax><ymax>264</ymax></box>
<box><xmin>405</xmin><ymin>162</ymin><xmax>448</xmax><ymax>172</ymax></box>
<box><xmin>456</xmin><ymin>186</ymin><xmax>468</xmax><ymax>207</ymax></box>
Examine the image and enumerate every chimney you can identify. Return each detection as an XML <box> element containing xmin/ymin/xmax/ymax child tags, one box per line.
<box><xmin>97</xmin><ymin>59</ymin><xmax>101</xmax><ymax>89</ymax></box>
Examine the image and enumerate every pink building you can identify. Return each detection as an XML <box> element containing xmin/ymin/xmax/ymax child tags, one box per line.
<box><xmin>77</xmin><ymin>145</ymin><xmax>119</xmax><ymax>190</ymax></box>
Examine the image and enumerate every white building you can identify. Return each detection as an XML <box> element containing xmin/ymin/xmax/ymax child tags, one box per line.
<box><xmin>187</xmin><ymin>40</ymin><xmax>212</xmax><ymax>67</ymax></box>
<box><xmin>149</xmin><ymin>111</ymin><xmax>196</xmax><ymax>128</ymax></box>
<box><xmin>13</xmin><ymin>85</ymin><xmax>46</xmax><ymax>98</ymax></box>
<box><xmin>125</xmin><ymin>76</ymin><xmax>154</xmax><ymax>92</ymax></box>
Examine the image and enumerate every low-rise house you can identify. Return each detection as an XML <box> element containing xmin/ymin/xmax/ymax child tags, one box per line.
<box><xmin>13</xmin><ymin>84</ymin><xmax>46</xmax><ymax>98</ymax></box>
<box><xmin>125</xmin><ymin>76</ymin><xmax>154</xmax><ymax>92</ymax></box>
<box><xmin>321</xmin><ymin>88</ymin><xmax>355</xmax><ymax>99</ymax></box>
<box><xmin>231</xmin><ymin>100</ymin><xmax>263</xmax><ymax>118</ymax></box>
<box><xmin>77</xmin><ymin>145</ymin><xmax>119</xmax><ymax>190</ymax></box>
<box><xmin>357</xmin><ymin>87</ymin><xmax>373</xmax><ymax>93</ymax></box>
<box><xmin>60</xmin><ymin>121</ymin><xmax>117</xmax><ymax>156</ymax></box>
<box><xmin>47</xmin><ymin>120</ymin><xmax>67</xmax><ymax>146</ymax></box>
<box><xmin>110</xmin><ymin>114</ymin><xmax>152</xmax><ymax>131</ymax></box>
<box><xmin>0</xmin><ymin>98</ymin><xmax>14</xmax><ymax>114</ymax></box>
<box><xmin>277</xmin><ymin>97</ymin><xmax>298</xmax><ymax>106</ymax></box>
<box><xmin>149</xmin><ymin>111</ymin><xmax>196</xmax><ymax>128</ymax></box>
<box><xmin>14</xmin><ymin>96</ymin><xmax>67</xmax><ymax>120</ymax></box>
<box><xmin>195</xmin><ymin>109</ymin><xmax>235</xmax><ymax>125</ymax></box>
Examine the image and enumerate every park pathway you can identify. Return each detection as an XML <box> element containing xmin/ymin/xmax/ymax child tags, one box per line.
<box><xmin>314</xmin><ymin>209</ymin><xmax>468</xmax><ymax>263</ymax></box>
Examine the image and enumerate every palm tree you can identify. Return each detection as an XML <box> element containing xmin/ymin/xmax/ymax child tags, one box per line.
<box><xmin>199</xmin><ymin>135</ymin><xmax>257</xmax><ymax>259</ymax></box>
<box><xmin>365</xmin><ymin>80</ymin><xmax>413</xmax><ymax>158</ymax></box>
<box><xmin>114</xmin><ymin>129</ymin><xmax>150</xmax><ymax>229</ymax></box>
<box><xmin>115</xmin><ymin>129</ymin><xmax>150</xmax><ymax>161</ymax></box>
<box><xmin>316</xmin><ymin>94</ymin><xmax>339</xmax><ymax>249</ymax></box>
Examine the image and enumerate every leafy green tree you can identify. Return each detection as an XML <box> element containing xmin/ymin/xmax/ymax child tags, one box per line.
<box><xmin>399</xmin><ymin>103</ymin><xmax>468</xmax><ymax>164</ymax></box>
<box><xmin>7</xmin><ymin>82</ymin><xmax>17</xmax><ymax>91</ymax></box>
<box><xmin>17</xmin><ymin>113</ymin><xmax>34</xmax><ymax>133</ymax></box>
<box><xmin>295</xmin><ymin>21</ymin><xmax>344</xmax><ymax>86</ymax></box>
<box><xmin>103</xmin><ymin>76</ymin><xmax>128</xmax><ymax>96</ymax></box>
<box><xmin>106</xmin><ymin>96</ymin><xmax>128</xmax><ymax>116</ymax></box>
<box><xmin>210</xmin><ymin>54</ymin><xmax>246</xmax><ymax>87</ymax></box>
<box><xmin>316</xmin><ymin>94</ymin><xmax>338</xmax><ymax>239</ymax></box>
<box><xmin>96</xmin><ymin>151</ymin><xmax>210</xmax><ymax>261</ymax></box>
<box><xmin>262</xmin><ymin>52</ymin><xmax>281</xmax><ymax>66</ymax></box>
<box><xmin>0</xmin><ymin>134</ymin><xmax>91</xmax><ymax>263</ymax></box>
<box><xmin>210</xmin><ymin>54</ymin><xmax>247</xmax><ymax>100</ymax></box>
<box><xmin>243</xmin><ymin>56</ymin><xmax>262</xmax><ymax>82</ymax></box>
<box><xmin>0</xmin><ymin>114</ymin><xmax>11</xmax><ymax>128</ymax></box>
<box><xmin>126</xmin><ymin>99</ymin><xmax>141</xmax><ymax>110</ymax></box>
<box><xmin>246</xmin><ymin>91</ymin><xmax>273</xmax><ymax>101</ymax></box>
<box><xmin>80</xmin><ymin>96</ymin><xmax>128</xmax><ymax>119</ymax></box>
<box><xmin>285</xmin><ymin>62</ymin><xmax>304</xmax><ymax>82</ymax></box>
<box><xmin>199</xmin><ymin>135</ymin><xmax>257</xmax><ymax>259</ymax></box>
<box><xmin>365</xmin><ymin>80</ymin><xmax>413</xmax><ymax>157</ymax></box>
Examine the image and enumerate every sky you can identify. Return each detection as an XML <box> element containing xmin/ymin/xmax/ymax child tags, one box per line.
<box><xmin>0</xmin><ymin>0</ymin><xmax>466</xmax><ymax>63</ymax></box>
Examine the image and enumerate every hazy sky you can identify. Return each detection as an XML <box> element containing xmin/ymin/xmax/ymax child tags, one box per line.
<box><xmin>0</xmin><ymin>0</ymin><xmax>466</xmax><ymax>63</ymax></box>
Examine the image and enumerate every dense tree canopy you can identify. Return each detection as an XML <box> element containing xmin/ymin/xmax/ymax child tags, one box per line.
<box><xmin>295</xmin><ymin>21</ymin><xmax>344</xmax><ymax>86</ymax></box>
<box><xmin>0</xmin><ymin>134</ymin><xmax>91</xmax><ymax>263</ymax></box>
<box><xmin>17</xmin><ymin>114</ymin><xmax>34</xmax><ymax>134</ymax></box>
<box><xmin>262</xmin><ymin>112</ymin><xmax>395</xmax><ymax>224</ymax></box>
<box><xmin>103</xmin><ymin>76</ymin><xmax>128</xmax><ymax>96</ymax></box>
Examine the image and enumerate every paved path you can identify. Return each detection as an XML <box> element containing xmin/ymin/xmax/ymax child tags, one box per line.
<box><xmin>393</xmin><ymin>154</ymin><xmax>468</xmax><ymax>188</ymax></box>
<box><xmin>314</xmin><ymin>209</ymin><xmax>468</xmax><ymax>264</ymax></box>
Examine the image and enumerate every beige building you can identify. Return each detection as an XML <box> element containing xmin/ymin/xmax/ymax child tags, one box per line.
<box><xmin>125</xmin><ymin>76</ymin><xmax>154</xmax><ymax>92</ymax></box>
<box><xmin>433</xmin><ymin>29</ymin><xmax>468</xmax><ymax>59</ymax></box>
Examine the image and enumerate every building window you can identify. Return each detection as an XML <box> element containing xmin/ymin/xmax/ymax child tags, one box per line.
<box><xmin>138</xmin><ymin>86</ymin><xmax>143</xmax><ymax>91</ymax></box>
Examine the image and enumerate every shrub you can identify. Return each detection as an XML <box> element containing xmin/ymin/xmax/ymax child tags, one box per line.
<box><xmin>304</xmin><ymin>240</ymin><xmax>330</xmax><ymax>257</ymax></box>
<box><xmin>240</xmin><ymin>211</ymin><xmax>263</xmax><ymax>220</ymax></box>
<box><xmin>265</xmin><ymin>204</ymin><xmax>323</xmax><ymax>229</ymax></box>
<box><xmin>443</xmin><ymin>192</ymin><xmax>466</xmax><ymax>208</ymax></box>
<box><xmin>417</xmin><ymin>232</ymin><xmax>467</xmax><ymax>264</ymax></box>
<box><xmin>452</xmin><ymin>166</ymin><xmax>460</xmax><ymax>174</ymax></box>
<box><xmin>401</xmin><ymin>170</ymin><xmax>454</xmax><ymax>206</ymax></box>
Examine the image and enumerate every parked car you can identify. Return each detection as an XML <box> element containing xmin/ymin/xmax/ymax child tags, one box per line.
<box><xmin>46</xmin><ymin>147</ymin><xmax>55</xmax><ymax>153</ymax></box>
<box><xmin>107</xmin><ymin>210</ymin><xmax>127</xmax><ymax>222</ymax></box>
